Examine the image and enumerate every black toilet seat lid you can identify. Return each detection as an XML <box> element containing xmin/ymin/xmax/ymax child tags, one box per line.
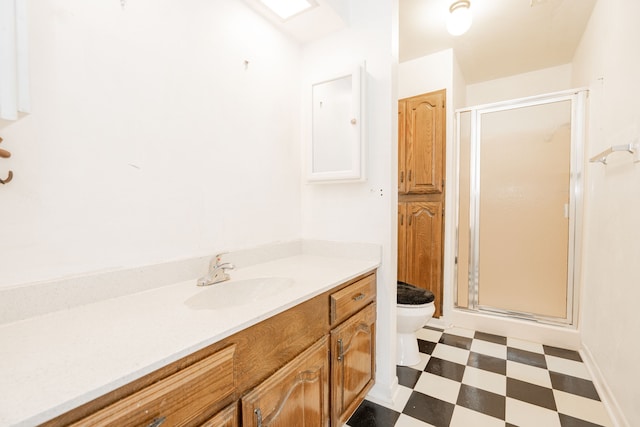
<box><xmin>397</xmin><ymin>282</ymin><xmax>435</xmax><ymax>305</ymax></box>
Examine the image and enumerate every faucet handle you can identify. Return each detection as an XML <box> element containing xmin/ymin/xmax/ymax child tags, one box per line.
<box><xmin>213</xmin><ymin>252</ymin><xmax>229</xmax><ymax>267</ymax></box>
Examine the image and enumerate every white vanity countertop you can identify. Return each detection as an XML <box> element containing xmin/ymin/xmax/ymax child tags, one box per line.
<box><xmin>0</xmin><ymin>245</ymin><xmax>380</xmax><ymax>427</ymax></box>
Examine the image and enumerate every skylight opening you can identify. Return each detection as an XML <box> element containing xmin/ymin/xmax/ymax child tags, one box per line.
<box><xmin>259</xmin><ymin>0</ymin><xmax>316</xmax><ymax>20</ymax></box>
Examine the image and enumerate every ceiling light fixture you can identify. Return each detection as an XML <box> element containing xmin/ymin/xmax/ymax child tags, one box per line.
<box><xmin>447</xmin><ymin>0</ymin><xmax>472</xmax><ymax>36</ymax></box>
<box><xmin>259</xmin><ymin>0</ymin><xmax>316</xmax><ymax>21</ymax></box>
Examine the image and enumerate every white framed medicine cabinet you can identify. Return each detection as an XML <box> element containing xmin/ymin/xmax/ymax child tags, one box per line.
<box><xmin>307</xmin><ymin>63</ymin><xmax>365</xmax><ymax>183</ymax></box>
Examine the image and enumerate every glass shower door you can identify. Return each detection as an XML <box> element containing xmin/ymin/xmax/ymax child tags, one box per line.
<box><xmin>456</xmin><ymin>90</ymin><xmax>586</xmax><ymax>324</ymax></box>
<box><xmin>479</xmin><ymin>101</ymin><xmax>571</xmax><ymax>319</ymax></box>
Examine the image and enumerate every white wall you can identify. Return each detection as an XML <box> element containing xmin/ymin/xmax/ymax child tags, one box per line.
<box><xmin>398</xmin><ymin>49</ymin><xmax>453</xmax><ymax>99</ymax></box>
<box><xmin>466</xmin><ymin>63</ymin><xmax>573</xmax><ymax>106</ymax></box>
<box><xmin>0</xmin><ymin>0</ymin><xmax>302</xmax><ymax>287</ymax></box>
<box><xmin>572</xmin><ymin>0</ymin><xmax>640</xmax><ymax>425</ymax></box>
<box><xmin>452</xmin><ymin>54</ymin><xmax>467</xmax><ymax>110</ymax></box>
<box><xmin>300</xmin><ymin>0</ymin><xmax>397</xmax><ymax>403</ymax></box>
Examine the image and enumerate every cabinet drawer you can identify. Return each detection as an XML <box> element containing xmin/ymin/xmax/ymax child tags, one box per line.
<box><xmin>330</xmin><ymin>273</ymin><xmax>376</xmax><ymax>325</ymax></box>
<box><xmin>72</xmin><ymin>345</ymin><xmax>236</xmax><ymax>427</ymax></box>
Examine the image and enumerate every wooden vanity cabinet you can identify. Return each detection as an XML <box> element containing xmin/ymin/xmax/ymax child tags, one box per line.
<box><xmin>46</xmin><ymin>271</ymin><xmax>376</xmax><ymax>427</ymax></box>
<box><xmin>329</xmin><ymin>273</ymin><xmax>376</xmax><ymax>426</ymax></box>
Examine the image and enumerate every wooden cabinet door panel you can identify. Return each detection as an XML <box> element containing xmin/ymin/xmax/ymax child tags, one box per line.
<box><xmin>200</xmin><ymin>402</ymin><xmax>238</xmax><ymax>427</ymax></box>
<box><xmin>330</xmin><ymin>303</ymin><xmax>376</xmax><ymax>426</ymax></box>
<box><xmin>405</xmin><ymin>91</ymin><xmax>445</xmax><ymax>194</ymax></box>
<box><xmin>406</xmin><ymin>201</ymin><xmax>443</xmax><ymax>317</ymax></box>
<box><xmin>241</xmin><ymin>337</ymin><xmax>329</xmax><ymax>427</ymax></box>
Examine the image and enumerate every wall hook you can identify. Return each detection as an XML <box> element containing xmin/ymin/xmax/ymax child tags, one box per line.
<box><xmin>0</xmin><ymin>170</ymin><xmax>13</xmax><ymax>185</ymax></box>
<box><xmin>0</xmin><ymin>136</ymin><xmax>13</xmax><ymax>184</ymax></box>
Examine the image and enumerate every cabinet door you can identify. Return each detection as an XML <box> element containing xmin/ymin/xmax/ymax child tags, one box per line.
<box><xmin>398</xmin><ymin>100</ymin><xmax>407</xmax><ymax>193</ymax></box>
<box><xmin>241</xmin><ymin>337</ymin><xmax>329</xmax><ymax>427</ymax></box>
<box><xmin>330</xmin><ymin>303</ymin><xmax>376</xmax><ymax>427</ymax></box>
<box><xmin>200</xmin><ymin>403</ymin><xmax>238</xmax><ymax>427</ymax></box>
<box><xmin>406</xmin><ymin>201</ymin><xmax>443</xmax><ymax>317</ymax></box>
<box><xmin>405</xmin><ymin>90</ymin><xmax>445</xmax><ymax>194</ymax></box>
<box><xmin>398</xmin><ymin>203</ymin><xmax>408</xmax><ymax>283</ymax></box>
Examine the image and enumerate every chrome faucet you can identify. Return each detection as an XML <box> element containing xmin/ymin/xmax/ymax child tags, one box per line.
<box><xmin>197</xmin><ymin>253</ymin><xmax>235</xmax><ymax>286</ymax></box>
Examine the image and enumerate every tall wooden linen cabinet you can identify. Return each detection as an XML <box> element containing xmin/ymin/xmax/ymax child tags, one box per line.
<box><xmin>398</xmin><ymin>89</ymin><xmax>446</xmax><ymax>318</ymax></box>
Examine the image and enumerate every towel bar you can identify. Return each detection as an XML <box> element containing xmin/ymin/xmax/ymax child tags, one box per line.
<box><xmin>589</xmin><ymin>142</ymin><xmax>637</xmax><ymax>165</ymax></box>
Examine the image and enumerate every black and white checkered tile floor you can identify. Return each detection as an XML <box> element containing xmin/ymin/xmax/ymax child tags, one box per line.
<box><xmin>346</xmin><ymin>326</ymin><xmax>613</xmax><ymax>427</ymax></box>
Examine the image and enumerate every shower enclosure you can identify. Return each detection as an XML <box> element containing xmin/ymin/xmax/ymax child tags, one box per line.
<box><xmin>455</xmin><ymin>89</ymin><xmax>587</xmax><ymax>325</ymax></box>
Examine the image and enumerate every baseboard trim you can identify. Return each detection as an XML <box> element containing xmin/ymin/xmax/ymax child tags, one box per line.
<box><xmin>367</xmin><ymin>377</ymin><xmax>399</xmax><ymax>407</ymax></box>
<box><xmin>580</xmin><ymin>344</ymin><xmax>630</xmax><ymax>427</ymax></box>
<box><xmin>447</xmin><ymin>308</ymin><xmax>581</xmax><ymax>349</ymax></box>
<box><xmin>426</xmin><ymin>316</ymin><xmax>453</xmax><ymax>330</ymax></box>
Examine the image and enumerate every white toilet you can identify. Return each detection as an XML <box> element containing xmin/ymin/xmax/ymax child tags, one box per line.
<box><xmin>397</xmin><ymin>282</ymin><xmax>435</xmax><ymax>366</ymax></box>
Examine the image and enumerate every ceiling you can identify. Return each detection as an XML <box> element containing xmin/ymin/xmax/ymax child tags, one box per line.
<box><xmin>244</xmin><ymin>0</ymin><xmax>349</xmax><ymax>43</ymax></box>
<box><xmin>400</xmin><ymin>0</ymin><xmax>597</xmax><ymax>84</ymax></box>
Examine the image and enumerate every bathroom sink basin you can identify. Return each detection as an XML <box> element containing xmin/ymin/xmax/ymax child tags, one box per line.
<box><xmin>185</xmin><ymin>277</ymin><xmax>295</xmax><ymax>310</ymax></box>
